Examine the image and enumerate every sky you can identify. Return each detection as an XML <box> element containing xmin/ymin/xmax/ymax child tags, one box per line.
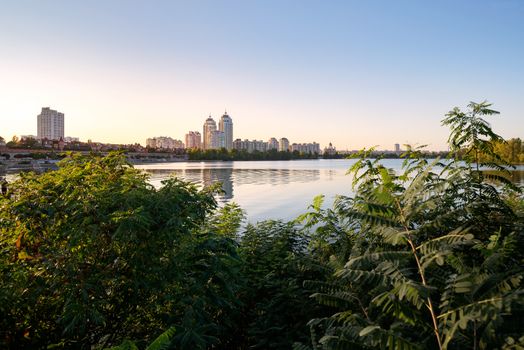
<box><xmin>1</xmin><ymin>0</ymin><xmax>523</xmax><ymax>151</ymax></box>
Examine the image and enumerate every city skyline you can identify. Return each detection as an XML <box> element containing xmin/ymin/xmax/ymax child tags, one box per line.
<box><xmin>1</xmin><ymin>1</ymin><xmax>523</xmax><ymax>150</ymax></box>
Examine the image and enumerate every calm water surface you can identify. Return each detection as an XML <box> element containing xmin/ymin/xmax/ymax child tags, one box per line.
<box><xmin>136</xmin><ymin>160</ymin><xmax>524</xmax><ymax>223</ymax></box>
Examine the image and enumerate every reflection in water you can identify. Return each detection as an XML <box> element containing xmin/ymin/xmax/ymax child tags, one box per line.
<box><xmin>142</xmin><ymin>168</ymin><xmax>321</xmax><ymax>204</ymax></box>
<box><xmin>3</xmin><ymin>159</ymin><xmax>523</xmax><ymax>223</ymax></box>
<box><xmin>144</xmin><ymin>168</ymin><xmax>234</xmax><ymax>201</ymax></box>
<box><xmin>135</xmin><ymin>160</ymin><xmax>524</xmax><ymax>223</ymax></box>
<box><xmin>509</xmin><ymin>170</ymin><xmax>524</xmax><ymax>186</ymax></box>
<box><xmin>202</xmin><ymin>168</ymin><xmax>233</xmax><ymax>201</ymax></box>
<box><xmin>232</xmin><ymin>169</ymin><xmax>320</xmax><ymax>186</ymax></box>
<box><xmin>483</xmin><ymin>170</ymin><xmax>524</xmax><ymax>189</ymax></box>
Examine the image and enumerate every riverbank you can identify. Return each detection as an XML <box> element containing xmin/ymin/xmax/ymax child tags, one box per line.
<box><xmin>0</xmin><ymin>159</ymin><xmax>58</xmax><ymax>175</ymax></box>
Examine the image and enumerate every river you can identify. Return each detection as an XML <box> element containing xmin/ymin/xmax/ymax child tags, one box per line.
<box><xmin>135</xmin><ymin>159</ymin><xmax>524</xmax><ymax>223</ymax></box>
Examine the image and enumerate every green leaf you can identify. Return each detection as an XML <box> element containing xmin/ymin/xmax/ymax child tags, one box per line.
<box><xmin>359</xmin><ymin>325</ymin><xmax>380</xmax><ymax>337</ymax></box>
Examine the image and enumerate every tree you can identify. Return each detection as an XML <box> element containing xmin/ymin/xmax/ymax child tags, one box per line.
<box><xmin>442</xmin><ymin>101</ymin><xmax>509</xmax><ymax>171</ymax></box>
<box><xmin>299</xmin><ymin>102</ymin><xmax>524</xmax><ymax>350</ymax></box>
<box><xmin>237</xmin><ymin>221</ymin><xmax>330</xmax><ymax>349</ymax></box>
<box><xmin>0</xmin><ymin>152</ymin><xmax>241</xmax><ymax>348</ymax></box>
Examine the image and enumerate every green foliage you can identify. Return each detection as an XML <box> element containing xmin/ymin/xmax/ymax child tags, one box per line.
<box><xmin>237</xmin><ymin>221</ymin><xmax>331</xmax><ymax>349</ymax></box>
<box><xmin>206</xmin><ymin>202</ymin><xmax>245</xmax><ymax>238</ymax></box>
<box><xmin>486</xmin><ymin>138</ymin><xmax>524</xmax><ymax>164</ymax></box>
<box><xmin>0</xmin><ymin>153</ymin><xmax>241</xmax><ymax>349</ymax></box>
<box><xmin>105</xmin><ymin>326</ymin><xmax>176</xmax><ymax>350</ymax></box>
<box><xmin>300</xmin><ymin>101</ymin><xmax>524</xmax><ymax>350</ymax></box>
<box><xmin>442</xmin><ymin>101</ymin><xmax>503</xmax><ymax>163</ymax></box>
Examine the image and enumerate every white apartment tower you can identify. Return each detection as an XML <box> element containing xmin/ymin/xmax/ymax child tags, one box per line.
<box><xmin>37</xmin><ymin>107</ymin><xmax>64</xmax><ymax>140</ymax></box>
<box><xmin>219</xmin><ymin>112</ymin><xmax>233</xmax><ymax>150</ymax></box>
<box><xmin>203</xmin><ymin>116</ymin><xmax>217</xmax><ymax>150</ymax></box>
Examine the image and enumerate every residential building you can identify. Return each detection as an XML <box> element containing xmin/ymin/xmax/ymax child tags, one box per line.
<box><xmin>233</xmin><ymin>139</ymin><xmax>247</xmax><ymax>151</ymax></box>
<box><xmin>219</xmin><ymin>112</ymin><xmax>233</xmax><ymax>150</ymax></box>
<box><xmin>394</xmin><ymin>143</ymin><xmax>401</xmax><ymax>153</ymax></box>
<box><xmin>185</xmin><ymin>131</ymin><xmax>202</xmax><ymax>149</ymax></box>
<box><xmin>279</xmin><ymin>138</ymin><xmax>290</xmax><ymax>152</ymax></box>
<box><xmin>146</xmin><ymin>136</ymin><xmax>184</xmax><ymax>150</ymax></box>
<box><xmin>233</xmin><ymin>139</ymin><xmax>267</xmax><ymax>153</ymax></box>
<box><xmin>268</xmin><ymin>137</ymin><xmax>279</xmax><ymax>150</ymax></box>
<box><xmin>211</xmin><ymin>130</ymin><xmax>225</xmax><ymax>149</ymax></box>
<box><xmin>146</xmin><ymin>138</ymin><xmax>157</xmax><ymax>148</ymax></box>
<box><xmin>203</xmin><ymin>116</ymin><xmax>217</xmax><ymax>150</ymax></box>
<box><xmin>174</xmin><ymin>139</ymin><xmax>184</xmax><ymax>149</ymax></box>
<box><xmin>253</xmin><ymin>140</ymin><xmax>267</xmax><ymax>152</ymax></box>
<box><xmin>291</xmin><ymin>142</ymin><xmax>321</xmax><ymax>154</ymax></box>
<box><xmin>37</xmin><ymin>107</ymin><xmax>64</xmax><ymax>140</ymax></box>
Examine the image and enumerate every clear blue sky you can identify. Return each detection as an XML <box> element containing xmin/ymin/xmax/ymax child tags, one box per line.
<box><xmin>1</xmin><ymin>0</ymin><xmax>523</xmax><ymax>150</ymax></box>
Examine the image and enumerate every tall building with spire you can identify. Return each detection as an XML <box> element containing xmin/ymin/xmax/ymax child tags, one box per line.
<box><xmin>219</xmin><ymin>111</ymin><xmax>233</xmax><ymax>150</ymax></box>
<box><xmin>203</xmin><ymin>116</ymin><xmax>217</xmax><ymax>150</ymax></box>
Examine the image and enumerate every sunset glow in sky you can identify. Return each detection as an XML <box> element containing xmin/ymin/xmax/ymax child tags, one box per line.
<box><xmin>1</xmin><ymin>0</ymin><xmax>523</xmax><ymax>150</ymax></box>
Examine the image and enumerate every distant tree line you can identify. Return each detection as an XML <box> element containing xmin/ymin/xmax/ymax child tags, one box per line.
<box><xmin>187</xmin><ymin>148</ymin><xmax>319</xmax><ymax>161</ymax></box>
<box><xmin>322</xmin><ymin>150</ymin><xmax>452</xmax><ymax>159</ymax></box>
<box><xmin>5</xmin><ymin>136</ymin><xmax>42</xmax><ymax>149</ymax></box>
<box><xmin>491</xmin><ymin>138</ymin><xmax>524</xmax><ymax>164</ymax></box>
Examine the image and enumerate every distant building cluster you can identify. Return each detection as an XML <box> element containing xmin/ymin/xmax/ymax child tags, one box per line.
<box><xmin>201</xmin><ymin>112</ymin><xmax>233</xmax><ymax>150</ymax></box>
<box><xmin>290</xmin><ymin>142</ymin><xmax>320</xmax><ymax>154</ymax></box>
<box><xmin>146</xmin><ymin>136</ymin><xmax>184</xmax><ymax>150</ymax></box>
<box><xmin>232</xmin><ymin>138</ymin><xmax>320</xmax><ymax>154</ymax></box>
<box><xmin>12</xmin><ymin>107</ymin><xmax>81</xmax><ymax>151</ymax></box>
<box><xmin>233</xmin><ymin>139</ymin><xmax>269</xmax><ymax>152</ymax></box>
<box><xmin>15</xmin><ymin>106</ymin><xmax>325</xmax><ymax>155</ymax></box>
<box><xmin>5</xmin><ymin>107</ymin><xmax>143</xmax><ymax>152</ymax></box>
<box><xmin>184</xmin><ymin>112</ymin><xmax>319</xmax><ymax>154</ymax></box>
<box><xmin>5</xmin><ymin>107</ymin><xmax>435</xmax><ymax>158</ymax></box>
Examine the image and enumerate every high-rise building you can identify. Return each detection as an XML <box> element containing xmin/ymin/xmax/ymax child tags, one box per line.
<box><xmin>37</xmin><ymin>107</ymin><xmax>64</xmax><ymax>140</ymax></box>
<box><xmin>279</xmin><ymin>138</ymin><xmax>290</xmax><ymax>152</ymax></box>
<box><xmin>394</xmin><ymin>143</ymin><xmax>401</xmax><ymax>153</ymax></box>
<box><xmin>211</xmin><ymin>130</ymin><xmax>225</xmax><ymax>149</ymax></box>
<box><xmin>203</xmin><ymin>116</ymin><xmax>217</xmax><ymax>150</ymax></box>
<box><xmin>268</xmin><ymin>137</ymin><xmax>279</xmax><ymax>150</ymax></box>
<box><xmin>185</xmin><ymin>131</ymin><xmax>202</xmax><ymax>149</ymax></box>
<box><xmin>219</xmin><ymin>112</ymin><xmax>233</xmax><ymax>150</ymax></box>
